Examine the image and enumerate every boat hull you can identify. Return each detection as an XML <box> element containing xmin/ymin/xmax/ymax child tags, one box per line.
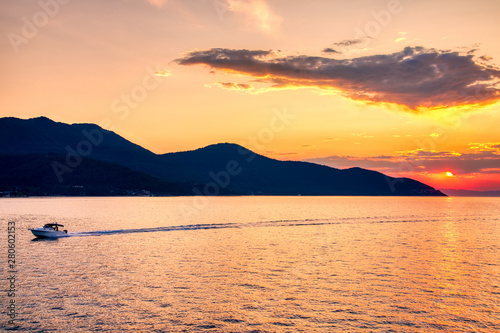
<box><xmin>30</xmin><ymin>228</ymin><xmax>69</xmax><ymax>238</ymax></box>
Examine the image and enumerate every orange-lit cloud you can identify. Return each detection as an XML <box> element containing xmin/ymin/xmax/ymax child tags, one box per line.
<box><xmin>394</xmin><ymin>32</ymin><xmax>407</xmax><ymax>43</ymax></box>
<box><xmin>304</xmin><ymin>144</ymin><xmax>500</xmax><ymax>190</ymax></box>
<box><xmin>176</xmin><ymin>47</ymin><xmax>500</xmax><ymax>111</ymax></box>
<box><xmin>305</xmin><ymin>143</ymin><xmax>500</xmax><ymax>177</ymax></box>
<box><xmin>322</xmin><ymin>48</ymin><xmax>341</xmax><ymax>55</ymax></box>
<box><xmin>155</xmin><ymin>69</ymin><xmax>171</xmax><ymax>77</ymax></box>
<box><xmin>213</xmin><ymin>81</ymin><xmax>254</xmax><ymax>91</ymax></box>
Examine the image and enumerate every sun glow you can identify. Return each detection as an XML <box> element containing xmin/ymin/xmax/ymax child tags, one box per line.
<box><xmin>446</xmin><ymin>171</ymin><xmax>454</xmax><ymax>177</ymax></box>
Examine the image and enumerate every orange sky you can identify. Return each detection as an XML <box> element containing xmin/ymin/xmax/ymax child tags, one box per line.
<box><xmin>1</xmin><ymin>0</ymin><xmax>500</xmax><ymax>190</ymax></box>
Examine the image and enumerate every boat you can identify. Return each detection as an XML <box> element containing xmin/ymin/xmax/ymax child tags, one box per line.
<box><xmin>30</xmin><ymin>223</ymin><xmax>69</xmax><ymax>238</ymax></box>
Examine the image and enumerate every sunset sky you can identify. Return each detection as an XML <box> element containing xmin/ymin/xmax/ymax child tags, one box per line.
<box><xmin>1</xmin><ymin>0</ymin><xmax>500</xmax><ymax>190</ymax></box>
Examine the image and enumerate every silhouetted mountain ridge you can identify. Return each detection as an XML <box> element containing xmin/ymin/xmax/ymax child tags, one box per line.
<box><xmin>0</xmin><ymin>117</ymin><xmax>445</xmax><ymax>196</ymax></box>
<box><xmin>0</xmin><ymin>153</ymin><xmax>191</xmax><ymax>196</ymax></box>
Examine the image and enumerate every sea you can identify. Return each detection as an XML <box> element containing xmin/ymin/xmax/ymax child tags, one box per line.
<box><xmin>1</xmin><ymin>196</ymin><xmax>499</xmax><ymax>332</ymax></box>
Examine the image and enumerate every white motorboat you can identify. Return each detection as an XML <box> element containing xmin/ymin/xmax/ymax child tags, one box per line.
<box><xmin>30</xmin><ymin>223</ymin><xmax>69</xmax><ymax>238</ymax></box>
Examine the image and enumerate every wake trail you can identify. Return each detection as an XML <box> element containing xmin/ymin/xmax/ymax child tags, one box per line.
<box><xmin>70</xmin><ymin>223</ymin><xmax>240</xmax><ymax>237</ymax></box>
<box><xmin>66</xmin><ymin>214</ymin><xmax>496</xmax><ymax>237</ymax></box>
<box><xmin>69</xmin><ymin>219</ymin><xmax>332</xmax><ymax>237</ymax></box>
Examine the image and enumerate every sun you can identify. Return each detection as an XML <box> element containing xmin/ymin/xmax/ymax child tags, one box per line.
<box><xmin>446</xmin><ymin>171</ymin><xmax>454</xmax><ymax>177</ymax></box>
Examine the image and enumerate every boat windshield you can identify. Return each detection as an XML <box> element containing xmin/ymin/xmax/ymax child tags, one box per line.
<box><xmin>43</xmin><ymin>223</ymin><xmax>63</xmax><ymax>231</ymax></box>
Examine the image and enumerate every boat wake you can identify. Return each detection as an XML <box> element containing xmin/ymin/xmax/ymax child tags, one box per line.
<box><xmin>65</xmin><ymin>214</ymin><xmax>495</xmax><ymax>237</ymax></box>
<box><xmin>68</xmin><ymin>218</ymin><xmax>340</xmax><ymax>237</ymax></box>
<box><xmin>70</xmin><ymin>223</ymin><xmax>241</xmax><ymax>237</ymax></box>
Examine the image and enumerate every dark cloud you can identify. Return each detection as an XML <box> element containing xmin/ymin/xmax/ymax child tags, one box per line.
<box><xmin>322</xmin><ymin>48</ymin><xmax>340</xmax><ymax>54</ymax></box>
<box><xmin>479</xmin><ymin>55</ymin><xmax>493</xmax><ymax>62</ymax></box>
<box><xmin>176</xmin><ymin>46</ymin><xmax>500</xmax><ymax>111</ymax></box>
<box><xmin>176</xmin><ymin>49</ymin><xmax>273</xmax><ymax>69</ymax></box>
<box><xmin>332</xmin><ymin>38</ymin><xmax>367</xmax><ymax>47</ymax></box>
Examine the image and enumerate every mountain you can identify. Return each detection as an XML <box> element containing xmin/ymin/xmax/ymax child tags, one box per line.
<box><xmin>0</xmin><ymin>116</ymin><xmax>445</xmax><ymax>196</ymax></box>
<box><xmin>0</xmin><ymin>153</ymin><xmax>191</xmax><ymax>196</ymax></box>
<box><xmin>0</xmin><ymin>116</ymin><xmax>166</xmax><ymax>178</ymax></box>
<box><xmin>440</xmin><ymin>189</ymin><xmax>500</xmax><ymax>197</ymax></box>
<box><xmin>159</xmin><ymin>143</ymin><xmax>443</xmax><ymax>196</ymax></box>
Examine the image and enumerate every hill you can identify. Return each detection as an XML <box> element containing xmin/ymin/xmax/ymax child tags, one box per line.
<box><xmin>0</xmin><ymin>153</ymin><xmax>192</xmax><ymax>196</ymax></box>
<box><xmin>0</xmin><ymin>117</ymin><xmax>445</xmax><ymax>196</ymax></box>
<box><xmin>159</xmin><ymin>143</ymin><xmax>443</xmax><ymax>196</ymax></box>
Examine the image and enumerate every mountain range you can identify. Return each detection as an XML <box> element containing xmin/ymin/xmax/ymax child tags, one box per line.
<box><xmin>0</xmin><ymin>116</ymin><xmax>445</xmax><ymax>197</ymax></box>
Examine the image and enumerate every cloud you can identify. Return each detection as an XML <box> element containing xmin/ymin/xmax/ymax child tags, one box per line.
<box><xmin>332</xmin><ymin>38</ymin><xmax>367</xmax><ymax>47</ymax></box>
<box><xmin>481</xmin><ymin>168</ymin><xmax>500</xmax><ymax>174</ymax></box>
<box><xmin>351</xmin><ymin>132</ymin><xmax>374</xmax><ymax>138</ymax></box>
<box><xmin>305</xmin><ymin>143</ymin><xmax>500</xmax><ymax>176</ymax></box>
<box><xmin>175</xmin><ymin>46</ymin><xmax>500</xmax><ymax>111</ymax></box>
<box><xmin>479</xmin><ymin>55</ymin><xmax>493</xmax><ymax>62</ymax></box>
<box><xmin>394</xmin><ymin>32</ymin><xmax>407</xmax><ymax>43</ymax></box>
<box><xmin>467</xmin><ymin>142</ymin><xmax>500</xmax><ymax>152</ymax></box>
<box><xmin>322</xmin><ymin>48</ymin><xmax>340</xmax><ymax>54</ymax></box>
<box><xmin>154</xmin><ymin>69</ymin><xmax>171</xmax><ymax>77</ymax></box>
<box><xmin>213</xmin><ymin>81</ymin><xmax>254</xmax><ymax>91</ymax></box>
<box><xmin>326</xmin><ymin>38</ymin><xmax>372</xmax><ymax>55</ymax></box>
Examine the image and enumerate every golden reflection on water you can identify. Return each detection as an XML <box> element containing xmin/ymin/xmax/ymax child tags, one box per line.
<box><xmin>0</xmin><ymin>196</ymin><xmax>499</xmax><ymax>331</ymax></box>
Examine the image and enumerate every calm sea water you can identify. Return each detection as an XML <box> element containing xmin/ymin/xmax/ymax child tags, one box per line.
<box><xmin>1</xmin><ymin>196</ymin><xmax>499</xmax><ymax>332</ymax></box>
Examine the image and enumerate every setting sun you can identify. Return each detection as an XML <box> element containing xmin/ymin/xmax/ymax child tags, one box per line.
<box><xmin>446</xmin><ymin>171</ymin><xmax>454</xmax><ymax>177</ymax></box>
